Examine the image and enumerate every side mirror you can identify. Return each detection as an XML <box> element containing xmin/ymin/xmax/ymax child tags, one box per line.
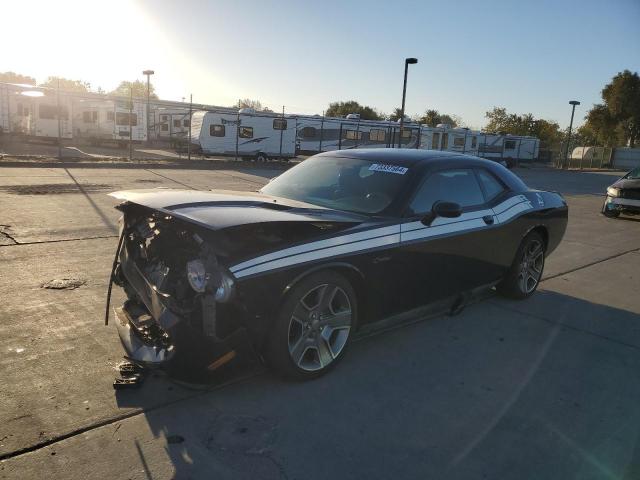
<box><xmin>421</xmin><ymin>201</ymin><xmax>462</xmax><ymax>226</ymax></box>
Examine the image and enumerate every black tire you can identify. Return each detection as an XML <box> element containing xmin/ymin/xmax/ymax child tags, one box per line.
<box><xmin>265</xmin><ymin>271</ymin><xmax>357</xmax><ymax>380</ymax></box>
<box><xmin>497</xmin><ymin>231</ymin><xmax>546</xmax><ymax>300</ymax></box>
<box><xmin>256</xmin><ymin>152</ymin><xmax>268</xmax><ymax>162</ymax></box>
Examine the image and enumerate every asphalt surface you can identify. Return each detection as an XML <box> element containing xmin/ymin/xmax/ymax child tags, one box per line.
<box><xmin>0</xmin><ymin>163</ymin><xmax>638</xmax><ymax>479</ymax></box>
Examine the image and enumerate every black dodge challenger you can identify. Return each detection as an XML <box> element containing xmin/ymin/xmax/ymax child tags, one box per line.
<box><xmin>106</xmin><ymin>149</ymin><xmax>568</xmax><ymax>379</ymax></box>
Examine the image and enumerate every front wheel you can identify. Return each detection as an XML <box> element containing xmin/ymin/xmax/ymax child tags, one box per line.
<box><xmin>256</xmin><ymin>152</ymin><xmax>268</xmax><ymax>162</ymax></box>
<box><xmin>497</xmin><ymin>231</ymin><xmax>545</xmax><ymax>299</ymax></box>
<box><xmin>265</xmin><ymin>271</ymin><xmax>357</xmax><ymax>380</ymax></box>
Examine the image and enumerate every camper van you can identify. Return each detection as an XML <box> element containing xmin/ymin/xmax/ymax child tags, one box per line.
<box><xmin>191</xmin><ymin>108</ymin><xmax>296</xmax><ymax>160</ymax></box>
<box><xmin>73</xmin><ymin>99</ymin><xmax>147</xmax><ymax>144</ymax></box>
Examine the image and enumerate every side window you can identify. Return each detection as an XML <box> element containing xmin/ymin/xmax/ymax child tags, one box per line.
<box><xmin>409</xmin><ymin>169</ymin><xmax>485</xmax><ymax>215</ymax></box>
<box><xmin>505</xmin><ymin>140</ymin><xmax>516</xmax><ymax>150</ymax></box>
<box><xmin>273</xmin><ymin>118</ymin><xmax>287</xmax><ymax>130</ymax></box>
<box><xmin>345</xmin><ymin>129</ymin><xmax>363</xmax><ymax>140</ymax></box>
<box><xmin>239</xmin><ymin>126</ymin><xmax>253</xmax><ymax>138</ymax></box>
<box><xmin>210</xmin><ymin>124</ymin><xmax>225</xmax><ymax>136</ymax></box>
<box><xmin>432</xmin><ymin>132</ymin><xmax>440</xmax><ymax>149</ymax></box>
<box><xmin>476</xmin><ymin>169</ymin><xmax>507</xmax><ymax>202</ymax></box>
<box><xmin>300</xmin><ymin>126</ymin><xmax>316</xmax><ymax>138</ymax></box>
<box><xmin>369</xmin><ymin>129</ymin><xmax>386</xmax><ymax>142</ymax></box>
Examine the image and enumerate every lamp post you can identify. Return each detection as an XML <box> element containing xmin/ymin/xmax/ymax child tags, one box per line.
<box><xmin>142</xmin><ymin>69</ymin><xmax>154</xmax><ymax>144</ymax></box>
<box><xmin>398</xmin><ymin>57</ymin><xmax>418</xmax><ymax>148</ymax></box>
<box><xmin>563</xmin><ymin>100</ymin><xmax>580</xmax><ymax>168</ymax></box>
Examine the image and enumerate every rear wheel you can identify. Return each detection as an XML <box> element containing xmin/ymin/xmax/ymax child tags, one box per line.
<box><xmin>256</xmin><ymin>152</ymin><xmax>268</xmax><ymax>162</ymax></box>
<box><xmin>497</xmin><ymin>231</ymin><xmax>545</xmax><ymax>299</ymax></box>
<box><xmin>265</xmin><ymin>271</ymin><xmax>356</xmax><ymax>380</ymax></box>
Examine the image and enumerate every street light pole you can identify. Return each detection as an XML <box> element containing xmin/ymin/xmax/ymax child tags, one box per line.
<box><xmin>563</xmin><ymin>100</ymin><xmax>580</xmax><ymax>168</ymax></box>
<box><xmin>398</xmin><ymin>57</ymin><xmax>418</xmax><ymax>148</ymax></box>
<box><xmin>142</xmin><ymin>70</ymin><xmax>154</xmax><ymax>145</ymax></box>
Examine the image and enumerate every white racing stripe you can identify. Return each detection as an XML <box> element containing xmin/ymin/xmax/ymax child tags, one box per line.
<box><xmin>233</xmin><ymin>231</ymin><xmax>400</xmax><ymax>278</ymax></box>
<box><xmin>230</xmin><ymin>194</ymin><xmax>534</xmax><ymax>279</ymax></box>
<box><xmin>229</xmin><ymin>224</ymin><xmax>400</xmax><ymax>274</ymax></box>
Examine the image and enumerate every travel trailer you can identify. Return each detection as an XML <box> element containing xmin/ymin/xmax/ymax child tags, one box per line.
<box><xmin>0</xmin><ymin>83</ymin><xmax>73</xmax><ymax>139</ymax></box>
<box><xmin>73</xmin><ymin>99</ymin><xmax>147</xmax><ymax>143</ymax></box>
<box><xmin>153</xmin><ymin>107</ymin><xmax>191</xmax><ymax>141</ymax></box>
<box><xmin>296</xmin><ymin>114</ymin><xmax>420</xmax><ymax>154</ymax></box>
<box><xmin>419</xmin><ymin>124</ymin><xmax>481</xmax><ymax>156</ymax></box>
<box><xmin>190</xmin><ymin>108</ymin><xmax>296</xmax><ymax>160</ymax></box>
<box><xmin>479</xmin><ymin>133</ymin><xmax>539</xmax><ymax>163</ymax></box>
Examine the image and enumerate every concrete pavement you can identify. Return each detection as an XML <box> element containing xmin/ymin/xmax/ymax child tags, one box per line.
<box><xmin>0</xmin><ymin>165</ymin><xmax>638</xmax><ymax>479</ymax></box>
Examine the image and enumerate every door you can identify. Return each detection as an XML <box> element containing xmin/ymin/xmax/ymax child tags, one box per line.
<box><xmin>396</xmin><ymin>168</ymin><xmax>502</xmax><ymax>309</ymax></box>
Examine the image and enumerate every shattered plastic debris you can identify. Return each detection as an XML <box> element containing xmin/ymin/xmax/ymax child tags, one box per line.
<box><xmin>41</xmin><ymin>278</ymin><xmax>86</xmax><ymax>290</ymax></box>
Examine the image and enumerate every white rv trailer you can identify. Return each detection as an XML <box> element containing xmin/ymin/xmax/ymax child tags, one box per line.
<box><xmin>478</xmin><ymin>133</ymin><xmax>539</xmax><ymax>162</ymax></box>
<box><xmin>419</xmin><ymin>124</ymin><xmax>481</xmax><ymax>155</ymax></box>
<box><xmin>153</xmin><ymin>107</ymin><xmax>191</xmax><ymax>141</ymax></box>
<box><xmin>0</xmin><ymin>83</ymin><xmax>73</xmax><ymax>139</ymax></box>
<box><xmin>73</xmin><ymin>99</ymin><xmax>147</xmax><ymax>143</ymax></box>
<box><xmin>296</xmin><ymin>114</ymin><xmax>420</xmax><ymax>154</ymax></box>
<box><xmin>191</xmin><ymin>108</ymin><xmax>296</xmax><ymax>160</ymax></box>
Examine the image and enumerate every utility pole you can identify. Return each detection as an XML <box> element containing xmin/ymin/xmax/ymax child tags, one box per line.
<box><xmin>235</xmin><ymin>100</ymin><xmax>240</xmax><ymax>162</ymax></box>
<box><xmin>129</xmin><ymin>86</ymin><xmax>133</xmax><ymax>162</ymax></box>
<box><xmin>188</xmin><ymin>93</ymin><xmax>192</xmax><ymax>161</ymax></box>
<box><xmin>279</xmin><ymin>105</ymin><xmax>284</xmax><ymax>160</ymax></box>
<box><xmin>563</xmin><ymin>100</ymin><xmax>580</xmax><ymax>169</ymax></box>
<box><xmin>142</xmin><ymin>70</ymin><xmax>154</xmax><ymax>145</ymax></box>
<box><xmin>56</xmin><ymin>78</ymin><xmax>62</xmax><ymax>160</ymax></box>
<box><xmin>398</xmin><ymin>57</ymin><xmax>418</xmax><ymax>148</ymax></box>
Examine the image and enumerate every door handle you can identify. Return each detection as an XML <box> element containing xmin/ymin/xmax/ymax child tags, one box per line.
<box><xmin>483</xmin><ymin>215</ymin><xmax>495</xmax><ymax>225</ymax></box>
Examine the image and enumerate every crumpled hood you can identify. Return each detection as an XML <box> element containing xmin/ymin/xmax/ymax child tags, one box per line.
<box><xmin>109</xmin><ymin>188</ymin><xmax>364</xmax><ymax>230</ymax></box>
<box><xmin>612</xmin><ymin>178</ymin><xmax>640</xmax><ymax>189</ymax></box>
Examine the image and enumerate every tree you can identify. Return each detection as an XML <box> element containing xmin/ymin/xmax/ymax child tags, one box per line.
<box><xmin>0</xmin><ymin>71</ymin><xmax>36</xmax><ymax>85</ymax></box>
<box><xmin>416</xmin><ymin>109</ymin><xmax>461</xmax><ymax>127</ymax></box>
<box><xmin>109</xmin><ymin>80</ymin><xmax>158</xmax><ymax>99</ymax></box>
<box><xmin>582</xmin><ymin>70</ymin><xmax>640</xmax><ymax>147</ymax></box>
<box><xmin>484</xmin><ymin>107</ymin><xmax>562</xmax><ymax>150</ymax></box>
<box><xmin>39</xmin><ymin>76</ymin><xmax>90</xmax><ymax>93</ymax></box>
<box><xmin>235</xmin><ymin>98</ymin><xmax>272</xmax><ymax>112</ymax></box>
<box><xmin>325</xmin><ymin>101</ymin><xmax>382</xmax><ymax>120</ymax></box>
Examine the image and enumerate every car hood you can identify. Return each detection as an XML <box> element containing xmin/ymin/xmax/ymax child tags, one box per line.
<box><xmin>612</xmin><ymin>178</ymin><xmax>640</xmax><ymax>189</ymax></box>
<box><xmin>109</xmin><ymin>188</ymin><xmax>365</xmax><ymax>230</ymax></box>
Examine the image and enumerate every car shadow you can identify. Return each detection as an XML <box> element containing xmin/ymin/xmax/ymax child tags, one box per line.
<box><xmin>112</xmin><ymin>289</ymin><xmax>640</xmax><ymax>480</ymax></box>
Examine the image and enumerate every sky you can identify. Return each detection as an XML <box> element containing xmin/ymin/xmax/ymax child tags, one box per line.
<box><xmin>2</xmin><ymin>0</ymin><xmax>639</xmax><ymax>129</ymax></box>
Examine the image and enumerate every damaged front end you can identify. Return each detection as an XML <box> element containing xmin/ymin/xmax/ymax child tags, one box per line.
<box><xmin>106</xmin><ymin>203</ymin><xmax>248</xmax><ymax>371</ymax></box>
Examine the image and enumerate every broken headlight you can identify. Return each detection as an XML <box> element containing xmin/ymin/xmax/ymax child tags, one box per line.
<box><xmin>186</xmin><ymin>260</ymin><xmax>235</xmax><ymax>302</ymax></box>
<box><xmin>186</xmin><ymin>259</ymin><xmax>208</xmax><ymax>293</ymax></box>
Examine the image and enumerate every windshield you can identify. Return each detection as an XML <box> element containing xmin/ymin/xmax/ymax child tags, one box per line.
<box><xmin>625</xmin><ymin>167</ymin><xmax>640</xmax><ymax>179</ymax></box>
<box><xmin>261</xmin><ymin>155</ymin><xmax>411</xmax><ymax>214</ymax></box>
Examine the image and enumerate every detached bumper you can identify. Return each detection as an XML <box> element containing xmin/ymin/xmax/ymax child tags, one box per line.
<box><xmin>114</xmin><ymin>303</ymin><xmax>175</xmax><ymax>366</ymax></box>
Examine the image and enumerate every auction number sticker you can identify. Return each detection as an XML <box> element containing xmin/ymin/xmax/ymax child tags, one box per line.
<box><xmin>369</xmin><ymin>164</ymin><xmax>408</xmax><ymax>175</ymax></box>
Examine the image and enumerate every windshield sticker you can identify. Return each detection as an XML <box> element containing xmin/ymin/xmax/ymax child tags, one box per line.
<box><xmin>369</xmin><ymin>164</ymin><xmax>408</xmax><ymax>175</ymax></box>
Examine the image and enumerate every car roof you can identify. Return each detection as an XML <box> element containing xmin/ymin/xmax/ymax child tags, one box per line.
<box><xmin>314</xmin><ymin>148</ymin><xmax>528</xmax><ymax>192</ymax></box>
<box><xmin>317</xmin><ymin>148</ymin><xmax>483</xmax><ymax>167</ymax></box>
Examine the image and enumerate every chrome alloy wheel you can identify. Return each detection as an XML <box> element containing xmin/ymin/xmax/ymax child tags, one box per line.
<box><xmin>287</xmin><ymin>284</ymin><xmax>352</xmax><ymax>372</ymax></box>
<box><xmin>518</xmin><ymin>239</ymin><xmax>544</xmax><ymax>294</ymax></box>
